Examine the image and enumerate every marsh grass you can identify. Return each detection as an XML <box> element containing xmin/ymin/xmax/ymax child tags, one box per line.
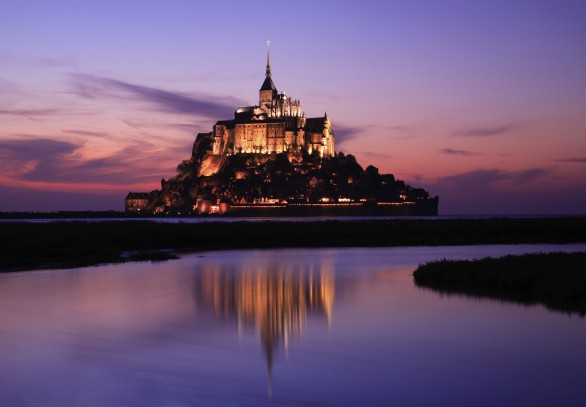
<box><xmin>413</xmin><ymin>251</ymin><xmax>586</xmax><ymax>316</ymax></box>
<box><xmin>126</xmin><ymin>250</ymin><xmax>179</xmax><ymax>262</ymax></box>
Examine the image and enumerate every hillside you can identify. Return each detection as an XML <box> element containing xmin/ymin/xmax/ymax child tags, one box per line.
<box><xmin>145</xmin><ymin>132</ymin><xmax>436</xmax><ymax>214</ymax></box>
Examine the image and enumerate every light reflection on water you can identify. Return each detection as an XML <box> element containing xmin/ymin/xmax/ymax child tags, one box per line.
<box><xmin>1</xmin><ymin>245</ymin><xmax>585</xmax><ymax>406</ymax></box>
<box><xmin>193</xmin><ymin>259</ymin><xmax>335</xmax><ymax>390</ymax></box>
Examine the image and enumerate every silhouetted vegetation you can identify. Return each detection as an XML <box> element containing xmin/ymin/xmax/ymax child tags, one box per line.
<box><xmin>0</xmin><ymin>217</ymin><xmax>585</xmax><ymax>272</ymax></box>
<box><xmin>152</xmin><ymin>150</ymin><xmax>437</xmax><ymax>213</ymax></box>
<box><xmin>413</xmin><ymin>252</ymin><xmax>586</xmax><ymax>316</ymax></box>
<box><xmin>127</xmin><ymin>250</ymin><xmax>179</xmax><ymax>262</ymax></box>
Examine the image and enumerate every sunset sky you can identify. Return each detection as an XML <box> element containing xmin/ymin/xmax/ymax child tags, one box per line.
<box><xmin>1</xmin><ymin>0</ymin><xmax>585</xmax><ymax>214</ymax></box>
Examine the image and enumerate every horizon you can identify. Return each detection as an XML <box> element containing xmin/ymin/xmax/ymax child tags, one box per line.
<box><xmin>1</xmin><ymin>1</ymin><xmax>585</xmax><ymax>215</ymax></box>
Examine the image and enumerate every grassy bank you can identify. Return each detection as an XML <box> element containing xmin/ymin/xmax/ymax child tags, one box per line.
<box><xmin>1</xmin><ymin>217</ymin><xmax>585</xmax><ymax>272</ymax></box>
<box><xmin>413</xmin><ymin>251</ymin><xmax>586</xmax><ymax>316</ymax></box>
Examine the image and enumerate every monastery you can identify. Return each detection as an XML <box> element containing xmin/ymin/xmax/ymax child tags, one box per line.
<box><xmin>211</xmin><ymin>41</ymin><xmax>335</xmax><ymax>157</ymax></box>
<box><xmin>125</xmin><ymin>43</ymin><xmax>439</xmax><ymax>216</ymax></box>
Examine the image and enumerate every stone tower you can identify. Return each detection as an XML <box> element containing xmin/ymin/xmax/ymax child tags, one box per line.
<box><xmin>259</xmin><ymin>41</ymin><xmax>277</xmax><ymax>114</ymax></box>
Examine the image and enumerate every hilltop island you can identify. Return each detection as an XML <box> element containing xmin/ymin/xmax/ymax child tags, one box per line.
<box><xmin>126</xmin><ymin>44</ymin><xmax>438</xmax><ymax>216</ymax></box>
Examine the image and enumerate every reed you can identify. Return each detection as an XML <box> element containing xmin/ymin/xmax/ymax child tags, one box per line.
<box><xmin>413</xmin><ymin>251</ymin><xmax>586</xmax><ymax>316</ymax></box>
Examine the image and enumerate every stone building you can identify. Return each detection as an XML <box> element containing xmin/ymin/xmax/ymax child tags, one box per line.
<box><xmin>211</xmin><ymin>42</ymin><xmax>335</xmax><ymax>157</ymax></box>
<box><xmin>124</xmin><ymin>192</ymin><xmax>150</xmax><ymax>212</ymax></box>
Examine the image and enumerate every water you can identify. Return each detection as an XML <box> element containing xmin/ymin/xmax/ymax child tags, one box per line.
<box><xmin>1</xmin><ymin>245</ymin><xmax>585</xmax><ymax>406</ymax></box>
<box><xmin>1</xmin><ymin>214</ymin><xmax>585</xmax><ymax>223</ymax></box>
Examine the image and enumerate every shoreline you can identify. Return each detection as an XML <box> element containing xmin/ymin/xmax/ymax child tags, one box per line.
<box><xmin>2</xmin><ymin>217</ymin><xmax>585</xmax><ymax>273</ymax></box>
<box><xmin>2</xmin><ymin>211</ymin><xmax>585</xmax><ymax>221</ymax></box>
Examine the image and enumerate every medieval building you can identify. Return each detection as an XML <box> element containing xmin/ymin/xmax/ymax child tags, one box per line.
<box><xmin>211</xmin><ymin>42</ymin><xmax>335</xmax><ymax>157</ymax></box>
<box><xmin>124</xmin><ymin>192</ymin><xmax>150</xmax><ymax>212</ymax></box>
<box><xmin>124</xmin><ymin>44</ymin><xmax>438</xmax><ymax>215</ymax></box>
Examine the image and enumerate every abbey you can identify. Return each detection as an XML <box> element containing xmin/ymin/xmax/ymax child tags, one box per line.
<box><xmin>211</xmin><ymin>42</ymin><xmax>335</xmax><ymax>157</ymax></box>
<box><xmin>124</xmin><ymin>44</ymin><xmax>439</xmax><ymax>216</ymax></box>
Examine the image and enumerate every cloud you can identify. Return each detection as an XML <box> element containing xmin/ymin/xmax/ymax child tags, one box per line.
<box><xmin>167</xmin><ymin>121</ymin><xmax>211</xmax><ymax>134</ymax></box>
<box><xmin>0</xmin><ymin>138</ymin><xmax>81</xmax><ymax>181</ymax></box>
<box><xmin>56</xmin><ymin>145</ymin><xmax>160</xmax><ymax>185</ymax></box>
<box><xmin>437</xmin><ymin>167</ymin><xmax>552</xmax><ymax>189</ymax></box>
<box><xmin>34</xmin><ymin>56</ymin><xmax>78</xmax><ymax>67</ymax></box>
<box><xmin>456</xmin><ymin>124</ymin><xmax>517</xmax><ymax>137</ymax></box>
<box><xmin>380</xmin><ymin>124</ymin><xmax>420</xmax><ymax>139</ymax></box>
<box><xmin>334</xmin><ymin>124</ymin><xmax>363</xmax><ymax>145</ymax></box>
<box><xmin>440</xmin><ymin>148</ymin><xmax>480</xmax><ymax>156</ymax></box>
<box><xmin>425</xmin><ymin>167</ymin><xmax>568</xmax><ymax>215</ymax></box>
<box><xmin>357</xmin><ymin>151</ymin><xmax>393</xmax><ymax>160</ymax></box>
<box><xmin>385</xmin><ymin>125</ymin><xmax>417</xmax><ymax>132</ymax></box>
<box><xmin>62</xmin><ymin>130</ymin><xmax>109</xmax><ymax>138</ymax></box>
<box><xmin>515</xmin><ymin>168</ymin><xmax>550</xmax><ymax>184</ymax></box>
<box><xmin>120</xmin><ymin>118</ymin><xmax>207</xmax><ymax>135</ymax></box>
<box><xmin>334</xmin><ymin>123</ymin><xmax>417</xmax><ymax>146</ymax></box>
<box><xmin>62</xmin><ymin>129</ymin><xmax>133</xmax><ymax>145</ymax></box>
<box><xmin>0</xmin><ymin>138</ymin><xmax>77</xmax><ymax>167</ymax></box>
<box><xmin>0</xmin><ymin>137</ymin><xmax>165</xmax><ymax>186</ymax></box>
<box><xmin>0</xmin><ymin>109</ymin><xmax>61</xmax><ymax>120</ymax></box>
<box><xmin>70</xmin><ymin>74</ymin><xmax>244</xmax><ymax>119</ymax></box>
<box><xmin>438</xmin><ymin>169</ymin><xmax>509</xmax><ymax>186</ymax></box>
<box><xmin>121</xmin><ymin>119</ymin><xmax>144</xmax><ymax>129</ymax></box>
<box><xmin>556</xmin><ymin>157</ymin><xmax>586</xmax><ymax>163</ymax></box>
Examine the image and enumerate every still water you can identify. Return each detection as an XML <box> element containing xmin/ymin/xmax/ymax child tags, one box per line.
<box><xmin>1</xmin><ymin>245</ymin><xmax>585</xmax><ymax>406</ymax></box>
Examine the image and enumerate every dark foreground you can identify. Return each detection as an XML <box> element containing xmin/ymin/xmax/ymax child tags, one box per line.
<box><xmin>1</xmin><ymin>217</ymin><xmax>585</xmax><ymax>272</ymax></box>
<box><xmin>413</xmin><ymin>251</ymin><xmax>586</xmax><ymax>316</ymax></box>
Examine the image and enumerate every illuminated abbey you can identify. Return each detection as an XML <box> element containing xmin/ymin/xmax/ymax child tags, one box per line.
<box><xmin>211</xmin><ymin>41</ymin><xmax>335</xmax><ymax>157</ymax></box>
<box><xmin>125</xmin><ymin>43</ymin><xmax>439</xmax><ymax>215</ymax></box>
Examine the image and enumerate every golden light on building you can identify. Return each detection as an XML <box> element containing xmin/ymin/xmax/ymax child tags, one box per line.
<box><xmin>208</xmin><ymin>43</ymin><xmax>335</xmax><ymax>162</ymax></box>
<box><xmin>194</xmin><ymin>261</ymin><xmax>335</xmax><ymax>376</ymax></box>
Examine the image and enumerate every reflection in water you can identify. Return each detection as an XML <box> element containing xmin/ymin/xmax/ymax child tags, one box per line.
<box><xmin>2</xmin><ymin>246</ymin><xmax>586</xmax><ymax>406</ymax></box>
<box><xmin>194</xmin><ymin>261</ymin><xmax>335</xmax><ymax>388</ymax></box>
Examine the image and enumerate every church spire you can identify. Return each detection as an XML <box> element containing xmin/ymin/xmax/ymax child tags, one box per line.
<box><xmin>260</xmin><ymin>41</ymin><xmax>277</xmax><ymax>93</ymax></box>
<box><xmin>265</xmin><ymin>40</ymin><xmax>271</xmax><ymax>77</ymax></box>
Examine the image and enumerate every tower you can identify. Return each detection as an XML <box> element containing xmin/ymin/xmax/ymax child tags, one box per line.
<box><xmin>259</xmin><ymin>40</ymin><xmax>277</xmax><ymax>114</ymax></box>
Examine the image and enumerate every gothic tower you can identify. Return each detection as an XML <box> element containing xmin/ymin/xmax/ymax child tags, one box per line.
<box><xmin>259</xmin><ymin>41</ymin><xmax>277</xmax><ymax>114</ymax></box>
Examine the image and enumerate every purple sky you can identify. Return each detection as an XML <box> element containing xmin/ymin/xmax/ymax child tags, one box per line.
<box><xmin>1</xmin><ymin>0</ymin><xmax>585</xmax><ymax>214</ymax></box>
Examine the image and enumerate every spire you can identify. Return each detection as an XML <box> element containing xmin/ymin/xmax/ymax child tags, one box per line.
<box><xmin>266</xmin><ymin>40</ymin><xmax>271</xmax><ymax>77</ymax></box>
<box><xmin>260</xmin><ymin>41</ymin><xmax>277</xmax><ymax>92</ymax></box>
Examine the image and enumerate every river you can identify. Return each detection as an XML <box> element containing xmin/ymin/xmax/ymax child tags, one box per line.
<box><xmin>1</xmin><ymin>245</ymin><xmax>585</xmax><ymax>406</ymax></box>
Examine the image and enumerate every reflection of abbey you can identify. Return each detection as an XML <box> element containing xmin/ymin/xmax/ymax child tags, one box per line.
<box><xmin>211</xmin><ymin>42</ymin><xmax>335</xmax><ymax>157</ymax></box>
<box><xmin>194</xmin><ymin>262</ymin><xmax>335</xmax><ymax>381</ymax></box>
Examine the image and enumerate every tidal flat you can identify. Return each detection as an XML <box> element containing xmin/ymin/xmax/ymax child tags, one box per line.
<box><xmin>1</xmin><ymin>217</ymin><xmax>585</xmax><ymax>272</ymax></box>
